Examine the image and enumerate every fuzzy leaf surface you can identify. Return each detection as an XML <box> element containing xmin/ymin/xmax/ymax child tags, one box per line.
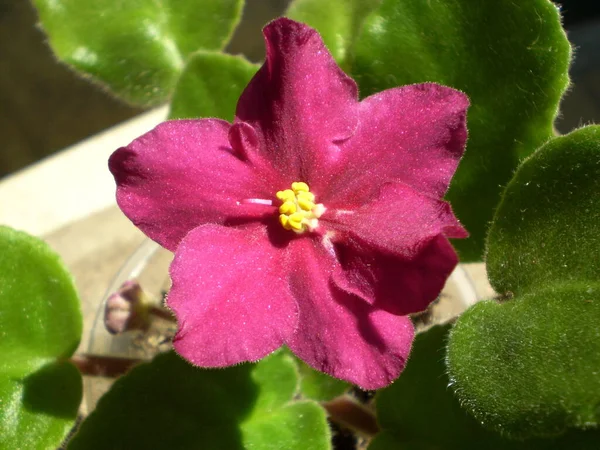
<box><xmin>352</xmin><ymin>0</ymin><xmax>571</xmax><ymax>260</ymax></box>
<box><xmin>371</xmin><ymin>325</ymin><xmax>600</xmax><ymax>449</ymax></box>
<box><xmin>0</xmin><ymin>226</ymin><xmax>82</xmax><ymax>450</ymax></box>
<box><xmin>447</xmin><ymin>127</ymin><xmax>600</xmax><ymax>438</ymax></box>
<box><xmin>32</xmin><ymin>0</ymin><xmax>244</xmax><ymax>106</ymax></box>
<box><xmin>285</xmin><ymin>0</ymin><xmax>381</xmax><ymax>66</ymax></box>
<box><xmin>68</xmin><ymin>351</ymin><xmax>330</xmax><ymax>449</ymax></box>
<box><xmin>169</xmin><ymin>52</ymin><xmax>258</xmax><ymax>121</ymax></box>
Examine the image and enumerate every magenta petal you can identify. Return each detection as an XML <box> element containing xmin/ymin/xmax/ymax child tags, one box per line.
<box><xmin>235</xmin><ymin>18</ymin><xmax>358</xmax><ymax>184</ymax></box>
<box><xmin>326</xmin><ymin>182</ymin><xmax>467</xmax><ymax>256</ymax></box>
<box><xmin>322</xmin><ymin>83</ymin><xmax>469</xmax><ymax>206</ymax></box>
<box><xmin>286</xmin><ymin>239</ymin><xmax>414</xmax><ymax>389</ymax></box>
<box><xmin>110</xmin><ymin>119</ymin><xmax>279</xmax><ymax>251</ymax></box>
<box><xmin>324</xmin><ymin>182</ymin><xmax>464</xmax><ymax>314</ymax></box>
<box><xmin>333</xmin><ymin>236</ymin><xmax>459</xmax><ymax>315</ymax></box>
<box><xmin>168</xmin><ymin>224</ymin><xmax>298</xmax><ymax>367</ymax></box>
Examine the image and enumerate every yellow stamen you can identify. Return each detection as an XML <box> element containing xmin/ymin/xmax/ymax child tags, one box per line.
<box><xmin>292</xmin><ymin>182</ymin><xmax>309</xmax><ymax>193</ymax></box>
<box><xmin>279</xmin><ymin>214</ymin><xmax>292</xmax><ymax>230</ymax></box>
<box><xmin>297</xmin><ymin>191</ymin><xmax>315</xmax><ymax>202</ymax></box>
<box><xmin>288</xmin><ymin>212</ymin><xmax>304</xmax><ymax>230</ymax></box>
<box><xmin>297</xmin><ymin>198</ymin><xmax>315</xmax><ymax>211</ymax></box>
<box><xmin>279</xmin><ymin>201</ymin><xmax>297</xmax><ymax>214</ymax></box>
<box><xmin>275</xmin><ymin>182</ymin><xmax>325</xmax><ymax>234</ymax></box>
<box><xmin>276</xmin><ymin>189</ymin><xmax>295</xmax><ymax>202</ymax></box>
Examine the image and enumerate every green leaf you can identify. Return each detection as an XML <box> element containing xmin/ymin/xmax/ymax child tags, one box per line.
<box><xmin>448</xmin><ymin>289</ymin><xmax>600</xmax><ymax>439</ymax></box>
<box><xmin>169</xmin><ymin>52</ymin><xmax>259</xmax><ymax>121</ymax></box>
<box><xmin>486</xmin><ymin>126</ymin><xmax>600</xmax><ymax>296</ymax></box>
<box><xmin>285</xmin><ymin>0</ymin><xmax>382</xmax><ymax>66</ymax></box>
<box><xmin>447</xmin><ymin>126</ymin><xmax>600</xmax><ymax>438</ymax></box>
<box><xmin>279</xmin><ymin>348</ymin><xmax>349</xmax><ymax>401</ymax></box>
<box><xmin>244</xmin><ymin>401</ymin><xmax>331</xmax><ymax>450</ymax></box>
<box><xmin>0</xmin><ymin>226</ymin><xmax>83</xmax><ymax>450</ymax></box>
<box><xmin>278</xmin><ymin>347</ymin><xmax>349</xmax><ymax>402</ymax></box>
<box><xmin>351</xmin><ymin>0</ymin><xmax>571</xmax><ymax>260</ymax></box>
<box><xmin>32</xmin><ymin>0</ymin><xmax>245</xmax><ymax>106</ymax></box>
<box><xmin>371</xmin><ymin>325</ymin><xmax>600</xmax><ymax>449</ymax></box>
<box><xmin>374</xmin><ymin>325</ymin><xmax>476</xmax><ymax>447</ymax></box>
<box><xmin>69</xmin><ymin>351</ymin><xmax>331</xmax><ymax>449</ymax></box>
<box><xmin>296</xmin><ymin>358</ymin><xmax>350</xmax><ymax>402</ymax></box>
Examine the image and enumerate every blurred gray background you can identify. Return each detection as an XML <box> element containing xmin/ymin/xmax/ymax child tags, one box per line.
<box><xmin>0</xmin><ymin>0</ymin><xmax>598</xmax><ymax>178</ymax></box>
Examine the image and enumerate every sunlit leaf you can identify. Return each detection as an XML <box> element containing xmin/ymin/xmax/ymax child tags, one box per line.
<box><xmin>447</xmin><ymin>127</ymin><xmax>600</xmax><ymax>438</ymax></box>
<box><xmin>32</xmin><ymin>0</ymin><xmax>245</xmax><ymax>106</ymax></box>
<box><xmin>0</xmin><ymin>226</ymin><xmax>82</xmax><ymax>449</ymax></box>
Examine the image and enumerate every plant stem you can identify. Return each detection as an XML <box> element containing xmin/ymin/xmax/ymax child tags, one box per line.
<box><xmin>70</xmin><ymin>354</ymin><xmax>144</xmax><ymax>377</ymax></box>
<box><xmin>149</xmin><ymin>304</ymin><xmax>176</xmax><ymax>322</ymax></box>
<box><xmin>322</xmin><ymin>395</ymin><xmax>380</xmax><ymax>438</ymax></box>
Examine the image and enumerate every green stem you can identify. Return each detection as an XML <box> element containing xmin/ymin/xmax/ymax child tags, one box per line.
<box><xmin>149</xmin><ymin>304</ymin><xmax>176</xmax><ymax>322</ymax></box>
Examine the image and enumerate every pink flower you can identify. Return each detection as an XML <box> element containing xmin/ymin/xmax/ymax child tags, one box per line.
<box><xmin>109</xmin><ymin>18</ymin><xmax>468</xmax><ymax>389</ymax></box>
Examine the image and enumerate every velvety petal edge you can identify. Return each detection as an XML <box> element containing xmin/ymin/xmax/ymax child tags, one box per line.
<box><xmin>168</xmin><ymin>224</ymin><xmax>298</xmax><ymax>366</ymax></box>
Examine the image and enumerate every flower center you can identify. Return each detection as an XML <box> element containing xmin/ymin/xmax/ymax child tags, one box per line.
<box><xmin>276</xmin><ymin>182</ymin><xmax>325</xmax><ymax>233</ymax></box>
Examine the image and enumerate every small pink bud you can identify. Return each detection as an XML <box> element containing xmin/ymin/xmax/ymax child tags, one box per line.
<box><xmin>104</xmin><ymin>280</ymin><xmax>151</xmax><ymax>334</ymax></box>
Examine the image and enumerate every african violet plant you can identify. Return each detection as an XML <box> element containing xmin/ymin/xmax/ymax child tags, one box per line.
<box><xmin>1</xmin><ymin>0</ymin><xmax>599</xmax><ymax>449</ymax></box>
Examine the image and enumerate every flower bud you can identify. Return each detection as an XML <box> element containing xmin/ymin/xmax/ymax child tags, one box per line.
<box><xmin>104</xmin><ymin>280</ymin><xmax>151</xmax><ymax>334</ymax></box>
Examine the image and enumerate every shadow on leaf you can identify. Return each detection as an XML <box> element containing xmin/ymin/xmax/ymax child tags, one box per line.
<box><xmin>21</xmin><ymin>360</ymin><xmax>82</xmax><ymax>419</ymax></box>
<box><xmin>68</xmin><ymin>351</ymin><xmax>260</xmax><ymax>450</ymax></box>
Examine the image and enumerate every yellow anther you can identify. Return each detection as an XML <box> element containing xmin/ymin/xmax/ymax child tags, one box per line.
<box><xmin>297</xmin><ymin>198</ymin><xmax>315</xmax><ymax>211</ymax></box>
<box><xmin>287</xmin><ymin>212</ymin><xmax>304</xmax><ymax>230</ymax></box>
<box><xmin>292</xmin><ymin>182</ymin><xmax>309</xmax><ymax>193</ymax></box>
<box><xmin>276</xmin><ymin>181</ymin><xmax>325</xmax><ymax>233</ymax></box>
<box><xmin>279</xmin><ymin>214</ymin><xmax>292</xmax><ymax>230</ymax></box>
<box><xmin>279</xmin><ymin>201</ymin><xmax>297</xmax><ymax>214</ymax></box>
<box><xmin>276</xmin><ymin>189</ymin><xmax>295</xmax><ymax>202</ymax></box>
<box><xmin>296</xmin><ymin>191</ymin><xmax>315</xmax><ymax>202</ymax></box>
